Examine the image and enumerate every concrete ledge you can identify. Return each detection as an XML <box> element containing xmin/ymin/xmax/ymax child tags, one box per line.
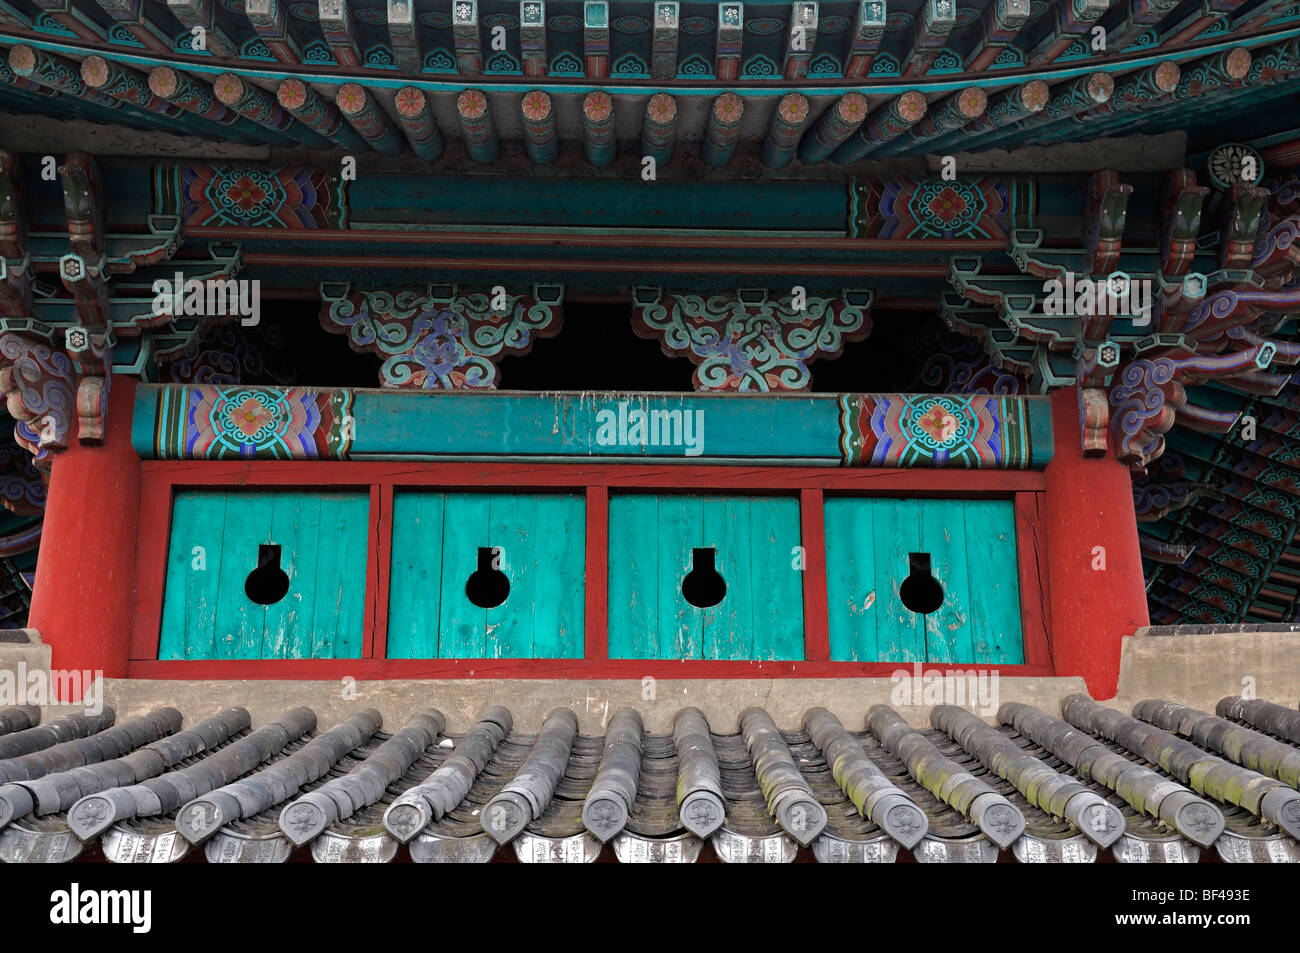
<box><xmin>1111</xmin><ymin>627</ymin><xmax>1300</xmax><ymax>714</ymax></box>
<box><xmin>97</xmin><ymin>675</ymin><xmax>1089</xmax><ymax>733</ymax></box>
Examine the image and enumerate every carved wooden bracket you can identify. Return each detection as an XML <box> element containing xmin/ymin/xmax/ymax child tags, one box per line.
<box><xmin>630</xmin><ymin>287</ymin><xmax>873</xmax><ymax>392</ymax></box>
<box><xmin>0</xmin><ymin>331</ymin><xmax>76</xmax><ymax>470</ymax></box>
<box><xmin>319</xmin><ymin>283</ymin><xmax>564</xmax><ymax>389</ymax></box>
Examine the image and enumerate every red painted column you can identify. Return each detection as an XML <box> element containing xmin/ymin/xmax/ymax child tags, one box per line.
<box><xmin>28</xmin><ymin>377</ymin><xmax>140</xmax><ymax>689</ymax></box>
<box><xmin>1043</xmin><ymin>386</ymin><xmax>1149</xmax><ymax>699</ymax></box>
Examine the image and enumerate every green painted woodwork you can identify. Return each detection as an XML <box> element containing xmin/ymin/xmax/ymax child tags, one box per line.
<box><xmin>825</xmin><ymin>497</ymin><xmax>1023</xmax><ymax>664</ymax></box>
<box><xmin>607</xmin><ymin>494</ymin><xmax>804</xmax><ymax>660</ymax></box>
<box><xmin>159</xmin><ymin>490</ymin><xmax>369</xmax><ymax>660</ymax></box>
<box><xmin>387</xmin><ymin>492</ymin><xmax>585</xmax><ymax>659</ymax></box>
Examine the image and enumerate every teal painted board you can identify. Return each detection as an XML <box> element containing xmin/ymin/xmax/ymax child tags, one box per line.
<box><xmin>388</xmin><ymin>492</ymin><xmax>585</xmax><ymax>659</ymax></box>
<box><xmin>656</xmin><ymin>495</ymin><xmax>699</xmax><ymax>660</ymax></box>
<box><xmin>962</xmin><ymin>500</ymin><xmax>1025</xmax><ymax>664</ymax></box>
<box><xmin>824</xmin><ymin>498</ymin><xmax>878</xmax><ymax>662</ymax></box>
<box><xmin>210</xmin><ymin>494</ymin><xmax>273</xmax><ymax>659</ymax></box>
<box><xmin>608</xmin><ymin>494</ymin><xmax>803</xmax><ymax>660</ymax></box>
<box><xmin>386</xmin><ymin>492</ymin><xmax>446</xmax><ymax>659</ymax></box>
<box><xmin>159</xmin><ymin>490</ymin><xmax>368</xmax><ymax>660</ymax></box>
<box><xmin>920</xmin><ymin>500</ymin><xmax>977</xmax><ymax>664</ymax></box>
<box><xmin>823</xmin><ymin>497</ymin><xmax>1023</xmax><ymax>664</ymax></box>
<box><xmin>310</xmin><ymin>494</ymin><xmax>369</xmax><ymax>659</ymax></box>
<box><xmin>607</xmin><ymin>494</ymin><xmax>661</xmax><ymax>659</ymax></box>
<box><xmin>875</xmin><ymin>499</ymin><xmax>926</xmax><ymax>663</ymax></box>
<box><xmin>159</xmin><ymin>491</ymin><xmax>227</xmax><ymax>660</ymax></box>
<box><xmin>529</xmin><ymin>495</ymin><xmax>587</xmax><ymax>658</ymax></box>
<box><xmin>262</xmin><ymin>493</ymin><xmax>321</xmax><ymax>659</ymax></box>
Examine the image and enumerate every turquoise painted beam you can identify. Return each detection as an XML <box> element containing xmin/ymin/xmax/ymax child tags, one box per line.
<box><xmin>702</xmin><ymin>92</ymin><xmax>744</xmax><ymax>167</ymax></box>
<box><xmin>277</xmin><ymin>78</ymin><xmax>369</xmax><ymax>153</ymax></box>
<box><xmin>795</xmin><ymin>92</ymin><xmax>865</xmax><ymax>166</ymax></box>
<box><xmin>132</xmin><ymin>386</ymin><xmax>1055</xmax><ymax>469</ymax></box>
<box><xmin>456</xmin><ymin>88</ymin><xmax>498</xmax><ymax>164</ymax></box>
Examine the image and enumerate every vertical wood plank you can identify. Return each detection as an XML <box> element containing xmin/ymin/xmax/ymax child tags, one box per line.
<box><xmin>964</xmin><ymin>499</ymin><xmax>1025</xmax><ymax>663</ymax></box>
<box><xmin>660</xmin><ymin>495</ymin><xmax>701</xmax><ymax>659</ymax></box>
<box><xmin>748</xmin><ymin>496</ymin><xmax>803</xmax><ymax>661</ymax></box>
<box><xmin>438</xmin><ymin>492</ymin><xmax>490</xmax><ymax>657</ymax></box>
<box><xmin>703</xmin><ymin>495</ymin><xmax>752</xmax><ymax>660</ymax></box>
<box><xmin>877</xmin><ymin>498</ymin><xmax>924</xmax><ymax>662</ymax></box>
<box><xmin>824</xmin><ymin>497</ymin><xmax>879</xmax><ymax>661</ymax></box>
<box><xmin>212</xmin><ymin>493</ymin><xmax>272</xmax><ymax>659</ymax></box>
<box><xmin>264</xmin><ymin>492</ymin><xmax>322</xmax><ymax>660</ymax></box>
<box><xmin>310</xmin><ymin>492</ymin><xmax>368</xmax><ymax>659</ymax></box>
<box><xmin>800</xmin><ymin>488</ymin><xmax>829</xmax><ymax>663</ymax></box>
<box><xmin>486</xmin><ymin>493</ymin><xmax>536</xmax><ymax>658</ymax></box>
<box><xmin>585</xmin><ymin>486</ymin><xmax>608</xmax><ymax>661</ymax></box>
<box><xmin>531</xmin><ymin>494</ymin><xmax>585</xmax><ymax>658</ymax></box>
<box><xmin>159</xmin><ymin>491</ymin><xmax>226</xmax><ymax>660</ymax></box>
<box><xmin>607</xmin><ymin>493</ymin><xmax>656</xmax><ymax>658</ymax></box>
<box><xmin>919</xmin><ymin>499</ymin><xmax>976</xmax><ymax>664</ymax></box>
<box><xmin>387</xmin><ymin>491</ymin><xmax>445</xmax><ymax>659</ymax></box>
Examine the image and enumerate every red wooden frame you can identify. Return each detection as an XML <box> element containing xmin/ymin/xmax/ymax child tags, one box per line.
<box><xmin>129</xmin><ymin>461</ymin><xmax>1054</xmax><ymax>679</ymax></box>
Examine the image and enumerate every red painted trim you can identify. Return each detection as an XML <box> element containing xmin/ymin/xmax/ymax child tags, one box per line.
<box><xmin>126</xmin><ymin>659</ymin><xmax>1057</xmax><ymax>680</ymax></box>
<box><xmin>800</xmin><ymin>488</ymin><xmax>830</xmax><ymax>662</ymax></box>
<box><xmin>191</xmin><ymin>226</ymin><xmax>1007</xmax><ymax>253</ymax></box>
<box><xmin>364</xmin><ymin>483</ymin><xmax>389</xmax><ymax>660</ymax></box>
<box><xmin>585</xmin><ymin>486</ymin><xmax>609</xmax><ymax>661</ymax></box>
<box><xmin>1014</xmin><ymin>492</ymin><xmax>1052</xmax><ymax>668</ymax></box>
<box><xmin>142</xmin><ymin>460</ymin><xmax>1046</xmax><ymax>493</ymax></box>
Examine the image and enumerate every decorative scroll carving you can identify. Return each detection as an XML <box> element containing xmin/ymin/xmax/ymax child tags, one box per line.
<box><xmin>0</xmin><ymin>332</ymin><xmax>76</xmax><ymax>470</ymax></box>
<box><xmin>0</xmin><ymin>440</ymin><xmax>46</xmax><ymax>515</ymax></box>
<box><xmin>838</xmin><ymin>393</ymin><xmax>1041</xmax><ymax>468</ymax></box>
<box><xmin>1109</xmin><ymin>348</ymin><xmax>1273</xmax><ymax>473</ymax></box>
<box><xmin>150</xmin><ymin>386</ymin><xmax>354</xmax><ymax>460</ymax></box>
<box><xmin>631</xmin><ymin>287</ymin><xmax>872</xmax><ymax>392</ymax></box>
<box><xmin>319</xmin><ymin>284</ymin><xmax>563</xmax><ymax>389</ymax></box>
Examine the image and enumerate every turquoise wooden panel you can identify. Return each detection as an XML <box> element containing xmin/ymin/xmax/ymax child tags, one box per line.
<box><xmin>387</xmin><ymin>492</ymin><xmax>585</xmax><ymax>659</ymax></box>
<box><xmin>159</xmin><ymin>490</ymin><xmax>368</xmax><ymax>660</ymax></box>
<box><xmin>608</xmin><ymin>494</ymin><xmax>803</xmax><ymax>661</ymax></box>
<box><xmin>824</xmin><ymin>498</ymin><xmax>877</xmax><ymax>662</ymax></box>
<box><xmin>824</xmin><ymin>497</ymin><xmax>1023</xmax><ymax>664</ymax></box>
<box><xmin>962</xmin><ymin>500</ymin><xmax>1025</xmax><ymax>664</ymax></box>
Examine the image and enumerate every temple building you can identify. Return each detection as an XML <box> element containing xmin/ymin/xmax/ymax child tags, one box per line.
<box><xmin>0</xmin><ymin>0</ymin><xmax>1296</xmax><ymax>864</ymax></box>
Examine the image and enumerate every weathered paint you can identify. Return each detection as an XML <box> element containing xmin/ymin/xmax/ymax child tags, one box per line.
<box><xmin>386</xmin><ymin>492</ymin><xmax>585</xmax><ymax>659</ymax></box>
<box><xmin>607</xmin><ymin>494</ymin><xmax>803</xmax><ymax>660</ymax></box>
<box><xmin>824</xmin><ymin>497</ymin><xmax>1024</xmax><ymax>664</ymax></box>
<box><xmin>159</xmin><ymin>489</ymin><xmax>368</xmax><ymax>659</ymax></box>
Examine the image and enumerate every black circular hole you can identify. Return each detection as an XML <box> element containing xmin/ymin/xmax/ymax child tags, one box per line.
<box><xmin>899</xmin><ymin>552</ymin><xmax>944</xmax><ymax>615</ymax></box>
<box><xmin>245</xmin><ymin>544</ymin><xmax>290</xmax><ymax>606</ymax></box>
<box><xmin>682</xmin><ymin>547</ymin><xmax>726</xmax><ymax>608</ymax></box>
<box><xmin>466</xmin><ymin>546</ymin><xmax>510</xmax><ymax>608</ymax></box>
